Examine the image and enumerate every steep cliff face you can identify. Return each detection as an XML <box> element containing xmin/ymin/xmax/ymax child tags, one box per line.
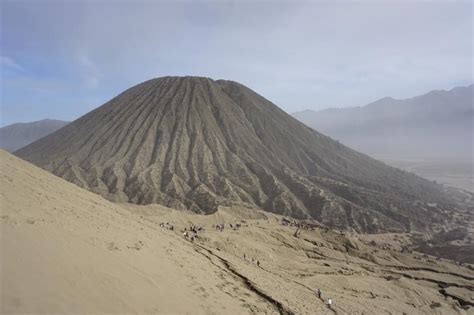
<box><xmin>16</xmin><ymin>76</ymin><xmax>452</xmax><ymax>232</ymax></box>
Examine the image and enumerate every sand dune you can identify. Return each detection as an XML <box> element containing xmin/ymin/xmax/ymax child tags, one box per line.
<box><xmin>1</xmin><ymin>150</ymin><xmax>473</xmax><ymax>314</ymax></box>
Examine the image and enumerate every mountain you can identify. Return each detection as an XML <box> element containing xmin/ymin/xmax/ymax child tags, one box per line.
<box><xmin>292</xmin><ymin>85</ymin><xmax>473</xmax><ymax>159</ymax></box>
<box><xmin>0</xmin><ymin>119</ymin><xmax>69</xmax><ymax>152</ymax></box>
<box><xmin>15</xmin><ymin>76</ymin><xmax>456</xmax><ymax>233</ymax></box>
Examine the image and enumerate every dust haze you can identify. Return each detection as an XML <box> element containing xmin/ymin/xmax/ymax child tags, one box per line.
<box><xmin>293</xmin><ymin>85</ymin><xmax>474</xmax><ymax>192</ymax></box>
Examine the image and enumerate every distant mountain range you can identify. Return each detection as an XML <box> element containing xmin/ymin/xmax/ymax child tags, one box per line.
<box><xmin>0</xmin><ymin>119</ymin><xmax>69</xmax><ymax>152</ymax></box>
<box><xmin>292</xmin><ymin>85</ymin><xmax>473</xmax><ymax>159</ymax></box>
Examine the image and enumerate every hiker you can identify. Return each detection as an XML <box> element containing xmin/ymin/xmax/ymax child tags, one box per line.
<box><xmin>317</xmin><ymin>288</ymin><xmax>321</xmax><ymax>299</ymax></box>
<box><xmin>327</xmin><ymin>298</ymin><xmax>332</xmax><ymax>309</ymax></box>
<box><xmin>243</xmin><ymin>253</ymin><xmax>246</xmax><ymax>260</ymax></box>
<box><xmin>257</xmin><ymin>260</ymin><xmax>260</xmax><ymax>267</ymax></box>
<box><xmin>294</xmin><ymin>228</ymin><xmax>300</xmax><ymax>238</ymax></box>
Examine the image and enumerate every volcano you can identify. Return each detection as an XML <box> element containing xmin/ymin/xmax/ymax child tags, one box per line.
<box><xmin>16</xmin><ymin>76</ymin><xmax>452</xmax><ymax>232</ymax></box>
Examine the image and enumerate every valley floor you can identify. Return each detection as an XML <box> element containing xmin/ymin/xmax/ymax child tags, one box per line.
<box><xmin>376</xmin><ymin>156</ymin><xmax>473</xmax><ymax>193</ymax></box>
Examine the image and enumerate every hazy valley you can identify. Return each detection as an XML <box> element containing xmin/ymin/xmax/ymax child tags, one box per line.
<box><xmin>293</xmin><ymin>85</ymin><xmax>473</xmax><ymax>193</ymax></box>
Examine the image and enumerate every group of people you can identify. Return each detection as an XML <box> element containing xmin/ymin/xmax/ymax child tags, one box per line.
<box><xmin>187</xmin><ymin>224</ymin><xmax>203</xmax><ymax>233</ymax></box>
<box><xmin>214</xmin><ymin>223</ymin><xmax>225</xmax><ymax>232</ymax></box>
<box><xmin>183</xmin><ymin>224</ymin><xmax>204</xmax><ymax>241</ymax></box>
<box><xmin>280</xmin><ymin>217</ymin><xmax>321</xmax><ymax>231</ymax></box>
<box><xmin>182</xmin><ymin>221</ymin><xmax>246</xmax><ymax>241</ymax></box>
<box><xmin>316</xmin><ymin>288</ymin><xmax>333</xmax><ymax>310</ymax></box>
<box><xmin>212</xmin><ymin>222</ymin><xmax>246</xmax><ymax>232</ymax></box>
<box><xmin>159</xmin><ymin>222</ymin><xmax>174</xmax><ymax>230</ymax></box>
<box><xmin>243</xmin><ymin>253</ymin><xmax>260</xmax><ymax>267</ymax></box>
<box><xmin>183</xmin><ymin>230</ymin><xmax>199</xmax><ymax>241</ymax></box>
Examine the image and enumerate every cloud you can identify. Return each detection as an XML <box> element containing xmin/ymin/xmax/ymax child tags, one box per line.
<box><xmin>0</xmin><ymin>0</ymin><xmax>472</xmax><ymax>125</ymax></box>
<box><xmin>75</xmin><ymin>53</ymin><xmax>102</xmax><ymax>89</ymax></box>
<box><xmin>0</xmin><ymin>56</ymin><xmax>25</xmax><ymax>73</ymax></box>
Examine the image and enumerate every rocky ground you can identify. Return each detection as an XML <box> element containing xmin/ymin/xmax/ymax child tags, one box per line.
<box><xmin>412</xmin><ymin>186</ymin><xmax>474</xmax><ymax>264</ymax></box>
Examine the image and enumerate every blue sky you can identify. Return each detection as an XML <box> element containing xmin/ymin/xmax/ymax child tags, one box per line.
<box><xmin>1</xmin><ymin>0</ymin><xmax>472</xmax><ymax>126</ymax></box>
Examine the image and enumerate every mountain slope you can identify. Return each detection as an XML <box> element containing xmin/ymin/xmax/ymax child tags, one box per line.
<box><xmin>16</xmin><ymin>76</ymin><xmax>454</xmax><ymax>233</ymax></box>
<box><xmin>3</xmin><ymin>149</ymin><xmax>472</xmax><ymax>314</ymax></box>
<box><xmin>292</xmin><ymin>85</ymin><xmax>473</xmax><ymax>159</ymax></box>
<box><xmin>0</xmin><ymin>119</ymin><xmax>69</xmax><ymax>151</ymax></box>
<box><xmin>0</xmin><ymin>149</ymin><xmax>276</xmax><ymax>314</ymax></box>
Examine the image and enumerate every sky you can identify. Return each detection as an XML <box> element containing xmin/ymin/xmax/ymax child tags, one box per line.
<box><xmin>0</xmin><ymin>0</ymin><xmax>472</xmax><ymax>126</ymax></box>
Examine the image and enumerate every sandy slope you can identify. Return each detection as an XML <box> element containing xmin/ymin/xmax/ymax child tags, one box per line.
<box><xmin>0</xmin><ymin>150</ymin><xmax>273</xmax><ymax>314</ymax></box>
<box><xmin>126</xmin><ymin>204</ymin><xmax>474</xmax><ymax>315</ymax></box>
<box><xmin>1</xmin><ymin>150</ymin><xmax>473</xmax><ymax>314</ymax></box>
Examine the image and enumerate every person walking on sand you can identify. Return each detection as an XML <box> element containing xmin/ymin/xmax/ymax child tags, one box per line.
<box><xmin>327</xmin><ymin>298</ymin><xmax>332</xmax><ymax>309</ymax></box>
<box><xmin>257</xmin><ymin>260</ymin><xmax>260</xmax><ymax>267</ymax></box>
<box><xmin>317</xmin><ymin>288</ymin><xmax>321</xmax><ymax>299</ymax></box>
